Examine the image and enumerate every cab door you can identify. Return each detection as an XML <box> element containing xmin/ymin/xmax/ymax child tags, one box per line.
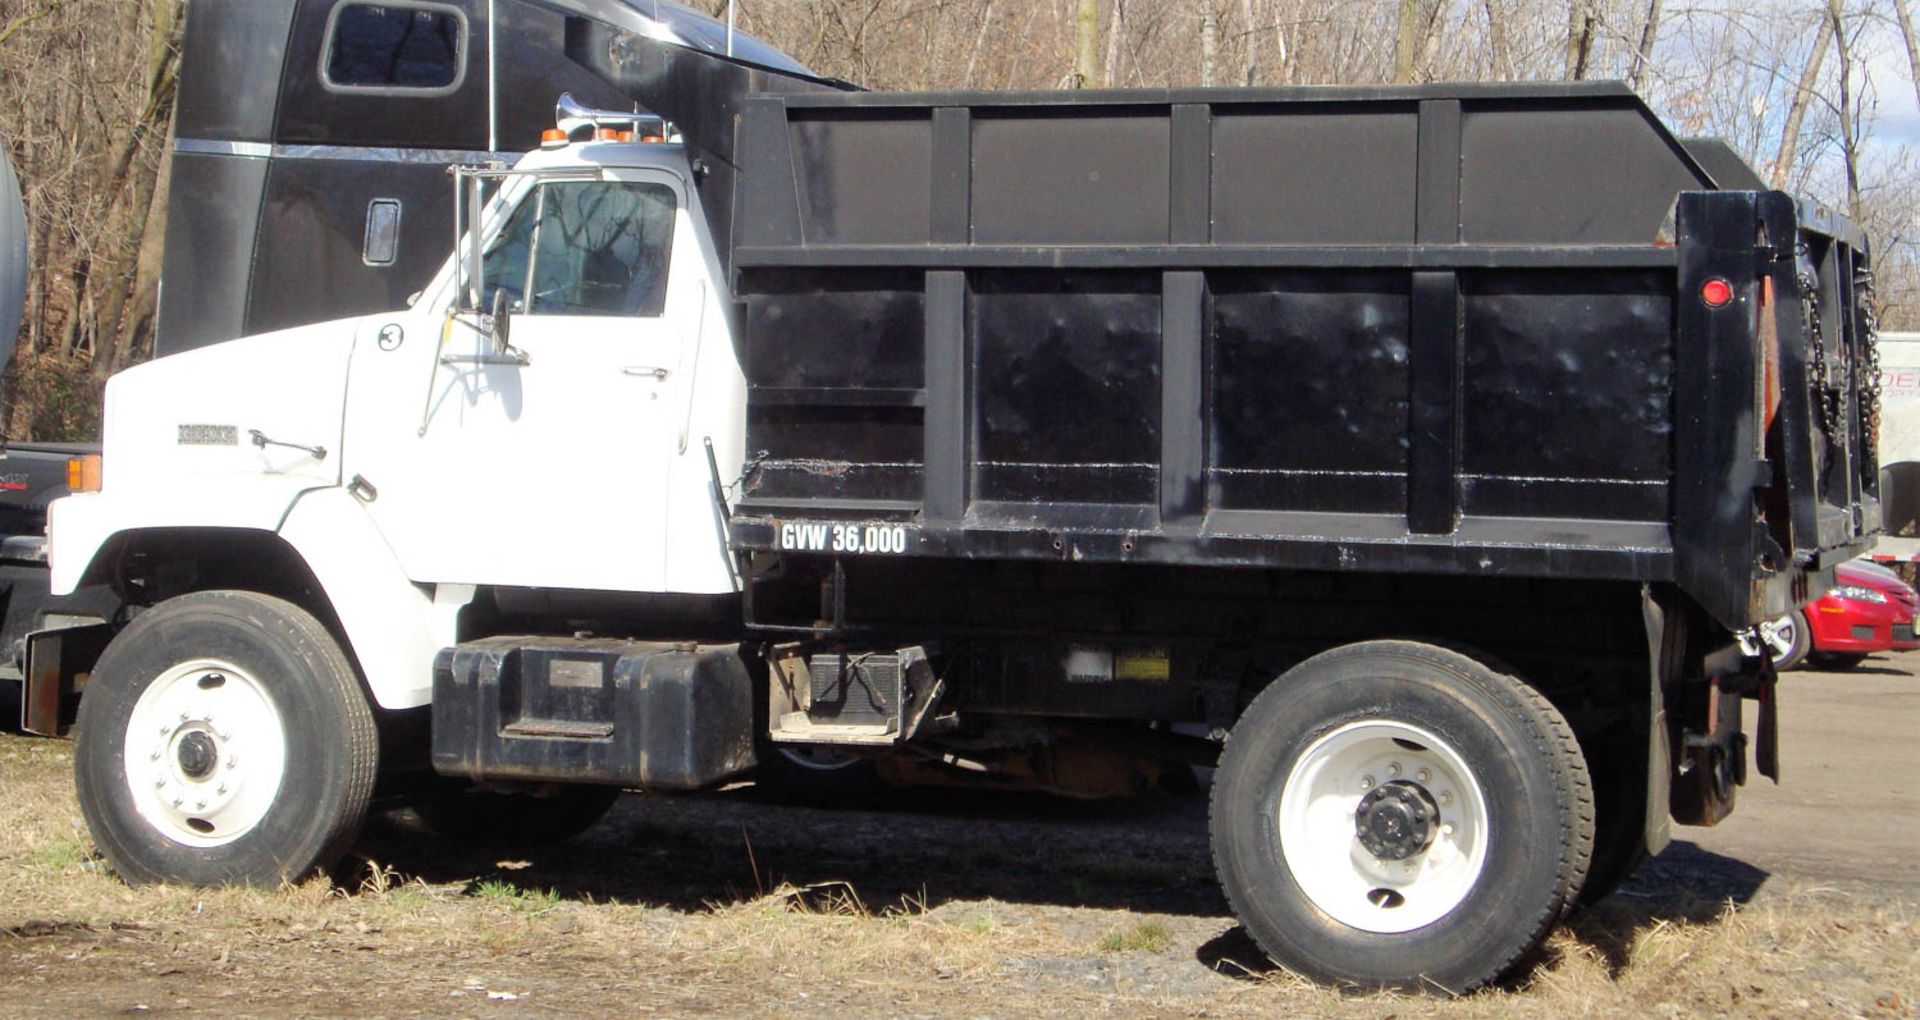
<box><xmin>341</xmin><ymin>168</ymin><xmax>693</xmax><ymax>593</ymax></box>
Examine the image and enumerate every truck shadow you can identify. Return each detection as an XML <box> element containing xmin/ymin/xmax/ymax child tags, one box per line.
<box><xmin>1193</xmin><ymin>839</ymin><xmax>1771</xmax><ymax>984</ymax></box>
<box><xmin>356</xmin><ymin>790</ymin><xmax>1768</xmax><ymax>985</ymax></box>
<box><xmin>357</xmin><ymin>781</ymin><xmax>1229</xmax><ymax>918</ymax></box>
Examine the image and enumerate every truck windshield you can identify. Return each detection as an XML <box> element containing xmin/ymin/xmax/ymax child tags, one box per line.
<box><xmin>481</xmin><ymin>180</ymin><xmax>676</xmax><ymax>318</ymax></box>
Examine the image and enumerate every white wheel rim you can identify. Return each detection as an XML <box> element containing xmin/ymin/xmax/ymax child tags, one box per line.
<box><xmin>122</xmin><ymin>659</ymin><xmax>288</xmax><ymax>848</ymax></box>
<box><xmin>1757</xmin><ymin>614</ymin><xmax>1798</xmax><ymax>660</ymax></box>
<box><xmin>1278</xmin><ymin>720</ymin><xmax>1490</xmax><ymax>934</ymax></box>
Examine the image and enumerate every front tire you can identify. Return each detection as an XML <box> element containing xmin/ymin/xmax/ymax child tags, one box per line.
<box><xmin>74</xmin><ymin>591</ymin><xmax>378</xmax><ymax>886</ymax></box>
<box><xmin>1757</xmin><ymin>611</ymin><xmax>1811</xmax><ymax>671</ymax></box>
<box><xmin>1209</xmin><ymin>641</ymin><xmax>1593</xmax><ymax>993</ymax></box>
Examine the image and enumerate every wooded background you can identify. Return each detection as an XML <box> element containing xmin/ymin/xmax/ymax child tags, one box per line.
<box><xmin>1</xmin><ymin>0</ymin><xmax>1917</xmax><ymax>441</ymax></box>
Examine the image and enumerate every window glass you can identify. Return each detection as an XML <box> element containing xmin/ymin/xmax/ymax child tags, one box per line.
<box><xmin>327</xmin><ymin>3</ymin><xmax>464</xmax><ymax>90</ymax></box>
<box><xmin>482</xmin><ymin>182</ymin><xmax>677</xmax><ymax>318</ymax></box>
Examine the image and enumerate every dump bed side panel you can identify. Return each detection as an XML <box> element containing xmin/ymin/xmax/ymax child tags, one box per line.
<box><xmin>727</xmin><ymin>84</ymin><xmax>1877</xmax><ymax>627</ymax></box>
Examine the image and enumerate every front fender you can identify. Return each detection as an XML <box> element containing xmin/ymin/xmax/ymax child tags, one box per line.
<box><xmin>279</xmin><ymin>487</ymin><xmax>464</xmax><ymax>709</ymax></box>
<box><xmin>48</xmin><ymin>479</ymin><xmax>325</xmax><ymax>594</ymax></box>
<box><xmin>50</xmin><ymin>486</ymin><xmax>466</xmax><ymax>710</ymax></box>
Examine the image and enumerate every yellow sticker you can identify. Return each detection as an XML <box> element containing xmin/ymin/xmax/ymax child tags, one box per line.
<box><xmin>1115</xmin><ymin>648</ymin><xmax>1171</xmax><ymax>682</ymax></box>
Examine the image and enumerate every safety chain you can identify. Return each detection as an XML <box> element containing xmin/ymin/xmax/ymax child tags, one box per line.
<box><xmin>1798</xmin><ymin>254</ymin><xmax>1841</xmax><ymax>439</ymax></box>
<box><xmin>1856</xmin><ymin>265</ymin><xmax>1883</xmax><ymax>464</ymax></box>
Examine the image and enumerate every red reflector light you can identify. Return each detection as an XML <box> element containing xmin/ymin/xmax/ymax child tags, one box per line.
<box><xmin>1701</xmin><ymin>277</ymin><xmax>1734</xmax><ymax>308</ymax></box>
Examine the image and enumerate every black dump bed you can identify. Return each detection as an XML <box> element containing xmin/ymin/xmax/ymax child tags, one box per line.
<box><xmin>722</xmin><ymin>82</ymin><xmax>1879</xmax><ymax>629</ymax></box>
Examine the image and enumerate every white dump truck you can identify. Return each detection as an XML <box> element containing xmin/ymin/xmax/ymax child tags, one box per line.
<box><xmin>24</xmin><ymin>0</ymin><xmax>1882</xmax><ymax>996</ymax></box>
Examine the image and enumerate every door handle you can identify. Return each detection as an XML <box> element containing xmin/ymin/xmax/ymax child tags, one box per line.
<box><xmin>623</xmin><ymin>366</ymin><xmax>671</xmax><ymax>379</ymax></box>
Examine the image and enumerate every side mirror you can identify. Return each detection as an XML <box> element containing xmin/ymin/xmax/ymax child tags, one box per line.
<box><xmin>489</xmin><ymin>286</ymin><xmax>512</xmax><ymax>353</ymax></box>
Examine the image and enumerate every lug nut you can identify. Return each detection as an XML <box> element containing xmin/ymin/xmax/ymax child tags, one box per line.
<box><xmin>1416</xmin><ymin>769</ymin><xmax>1431</xmax><ymax>783</ymax></box>
<box><xmin>1387</xmin><ymin>763</ymin><xmax>1402</xmax><ymax>777</ymax></box>
<box><xmin>1439</xmin><ymin>791</ymin><xmax>1452</xmax><ymax>806</ymax></box>
<box><xmin>1442</xmin><ymin>823</ymin><xmax>1455</xmax><ymax>836</ymax></box>
<box><xmin>1360</xmin><ymin>776</ymin><xmax>1375</xmax><ymax>790</ymax></box>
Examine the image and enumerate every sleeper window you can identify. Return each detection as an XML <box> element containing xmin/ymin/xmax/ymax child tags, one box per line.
<box><xmin>325</xmin><ymin>2</ymin><xmax>466</xmax><ymax>92</ymax></box>
<box><xmin>482</xmin><ymin>181</ymin><xmax>677</xmax><ymax>318</ymax></box>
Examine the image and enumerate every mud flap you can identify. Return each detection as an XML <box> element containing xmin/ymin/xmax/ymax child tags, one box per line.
<box><xmin>1754</xmin><ymin>667</ymin><xmax>1780</xmax><ymax>782</ymax></box>
<box><xmin>21</xmin><ymin>621</ymin><xmax>114</xmax><ymax>737</ymax></box>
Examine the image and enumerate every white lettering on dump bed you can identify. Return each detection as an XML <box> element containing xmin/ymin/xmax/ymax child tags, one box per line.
<box><xmin>777</xmin><ymin>522</ymin><xmax>907</xmax><ymax>554</ymax></box>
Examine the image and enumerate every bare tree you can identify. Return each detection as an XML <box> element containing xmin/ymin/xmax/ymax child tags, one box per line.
<box><xmin>1201</xmin><ymin>2</ymin><xmax>1218</xmax><ymax>86</ymax></box>
<box><xmin>1894</xmin><ymin>0</ymin><xmax>1920</xmax><ymax>116</ymax></box>
<box><xmin>1395</xmin><ymin>0</ymin><xmax>1420</xmax><ymax>83</ymax></box>
<box><xmin>1565</xmin><ymin>0</ymin><xmax>1596</xmax><ymax>79</ymax></box>
<box><xmin>1829</xmin><ymin>0</ymin><xmax>1861</xmax><ymax>223</ymax></box>
<box><xmin>1775</xmin><ymin>11</ymin><xmax>1835</xmax><ymax>189</ymax></box>
<box><xmin>1074</xmin><ymin>0</ymin><xmax>1098</xmax><ymax>87</ymax></box>
<box><xmin>1627</xmin><ymin>0</ymin><xmax>1662</xmax><ymax>92</ymax></box>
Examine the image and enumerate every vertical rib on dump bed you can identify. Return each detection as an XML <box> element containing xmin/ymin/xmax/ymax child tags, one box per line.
<box><xmin>724</xmin><ymin>82</ymin><xmax>1878</xmax><ymax>628</ymax></box>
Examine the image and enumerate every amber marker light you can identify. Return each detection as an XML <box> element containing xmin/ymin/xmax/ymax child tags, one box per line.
<box><xmin>67</xmin><ymin>455</ymin><xmax>102</xmax><ymax>493</ymax></box>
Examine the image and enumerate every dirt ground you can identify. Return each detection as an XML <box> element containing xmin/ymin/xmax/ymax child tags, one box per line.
<box><xmin>0</xmin><ymin>656</ymin><xmax>1915</xmax><ymax>1018</ymax></box>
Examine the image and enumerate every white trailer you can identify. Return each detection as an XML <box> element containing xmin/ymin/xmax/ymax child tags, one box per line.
<box><xmin>1870</xmin><ymin>332</ymin><xmax>1920</xmax><ymax>576</ymax></box>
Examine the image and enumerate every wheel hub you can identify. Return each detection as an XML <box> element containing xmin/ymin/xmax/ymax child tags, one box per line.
<box><xmin>122</xmin><ymin>660</ymin><xmax>287</xmax><ymax>848</ymax></box>
<box><xmin>175</xmin><ymin>730</ymin><xmax>218</xmax><ymax>778</ymax></box>
<box><xmin>1354</xmin><ymin>780</ymin><xmax>1439</xmax><ymax>860</ymax></box>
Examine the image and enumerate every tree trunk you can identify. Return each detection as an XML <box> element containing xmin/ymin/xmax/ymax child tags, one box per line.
<box><xmin>1200</xmin><ymin>2</ymin><xmax>1218</xmax><ymax>86</ymax></box>
<box><xmin>1484</xmin><ymin>0</ymin><xmax>1510</xmax><ymax>81</ymax></box>
<box><xmin>1565</xmin><ymin>0</ymin><xmax>1595</xmax><ymax>80</ymax></box>
<box><xmin>1894</xmin><ymin>0</ymin><xmax>1920</xmax><ymax>118</ymax></box>
<box><xmin>1773</xmin><ymin>11</ymin><xmax>1834</xmax><ymax>189</ymax></box>
<box><xmin>86</xmin><ymin>0</ymin><xmax>182</xmax><ymax>379</ymax></box>
<box><xmin>1240</xmin><ymin>0</ymin><xmax>1258</xmax><ymax>85</ymax></box>
<box><xmin>1103</xmin><ymin>0</ymin><xmax>1124</xmax><ymax>87</ymax></box>
<box><xmin>1627</xmin><ymin>0</ymin><xmax>1662</xmax><ymax>92</ymax></box>
<box><xmin>1829</xmin><ymin>0</ymin><xmax>1860</xmax><ymax>224</ymax></box>
<box><xmin>1073</xmin><ymin>0</ymin><xmax>1098</xmax><ymax>87</ymax></box>
<box><xmin>1394</xmin><ymin>0</ymin><xmax>1420</xmax><ymax>84</ymax></box>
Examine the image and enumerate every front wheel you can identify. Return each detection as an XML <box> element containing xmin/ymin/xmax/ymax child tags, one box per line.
<box><xmin>1210</xmin><ymin>641</ymin><xmax>1593</xmax><ymax>993</ymax></box>
<box><xmin>1756</xmin><ymin>611</ymin><xmax>1811</xmax><ymax>671</ymax></box>
<box><xmin>74</xmin><ymin>591</ymin><xmax>378</xmax><ymax>886</ymax></box>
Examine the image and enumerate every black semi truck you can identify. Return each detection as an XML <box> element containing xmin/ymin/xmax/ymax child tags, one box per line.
<box><xmin>26</xmin><ymin>0</ymin><xmax>1880</xmax><ymax>996</ymax></box>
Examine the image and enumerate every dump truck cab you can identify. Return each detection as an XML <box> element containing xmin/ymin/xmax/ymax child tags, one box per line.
<box><xmin>50</xmin><ymin>115</ymin><xmax>741</xmax><ymax>714</ymax></box>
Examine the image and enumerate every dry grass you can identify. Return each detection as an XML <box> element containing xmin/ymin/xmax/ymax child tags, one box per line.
<box><xmin>0</xmin><ymin>732</ymin><xmax>1913</xmax><ymax>1018</ymax></box>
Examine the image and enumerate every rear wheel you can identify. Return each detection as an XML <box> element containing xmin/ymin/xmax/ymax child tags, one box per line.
<box><xmin>1210</xmin><ymin>641</ymin><xmax>1593</xmax><ymax>993</ymax></box>
<box><xmin>74</xmin><ymin>591</ymin><xmax>378</xmax><ymax>886</ymax></box>
<box><xmin>752</xmin><ymin>744</ymin><xmax>888</xmax><ymax>806</ymax></box>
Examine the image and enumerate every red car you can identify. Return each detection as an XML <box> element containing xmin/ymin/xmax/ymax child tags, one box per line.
<box><xmin>1760</xmin><ymin>560</ymin><xmax>1920</xmax><ymax>670</ymax></box>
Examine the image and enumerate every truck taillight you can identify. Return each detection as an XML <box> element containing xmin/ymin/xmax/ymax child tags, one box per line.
<box><xmin>1700</xmin><ymin>277</ymin><xmax>1734</xmax><ymax>308</ymax></box>
<box><xmin>67</xmin><ymin>454</ymin><xmax>101</xmax><ymax>493</ymax></box>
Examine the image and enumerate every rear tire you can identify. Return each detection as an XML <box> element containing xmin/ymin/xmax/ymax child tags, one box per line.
<box><xmin>406</xmin><ymin>781</ymin><xmax>620</xmax><ymax>845</ymax></box>
<box><xmin>1209</xmin><ymin>641</ymin><xmax>1593</xmax><ymax>993</ymax></box>
<box><xmin>752</xmin><ymin>744</ymin><xmax>889</xmax><ymax>807</ymax></box>
<box><xmin>74</xmin><ymin>591</ymin><xmax>378</xmax><ymax>886</ymax></box>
